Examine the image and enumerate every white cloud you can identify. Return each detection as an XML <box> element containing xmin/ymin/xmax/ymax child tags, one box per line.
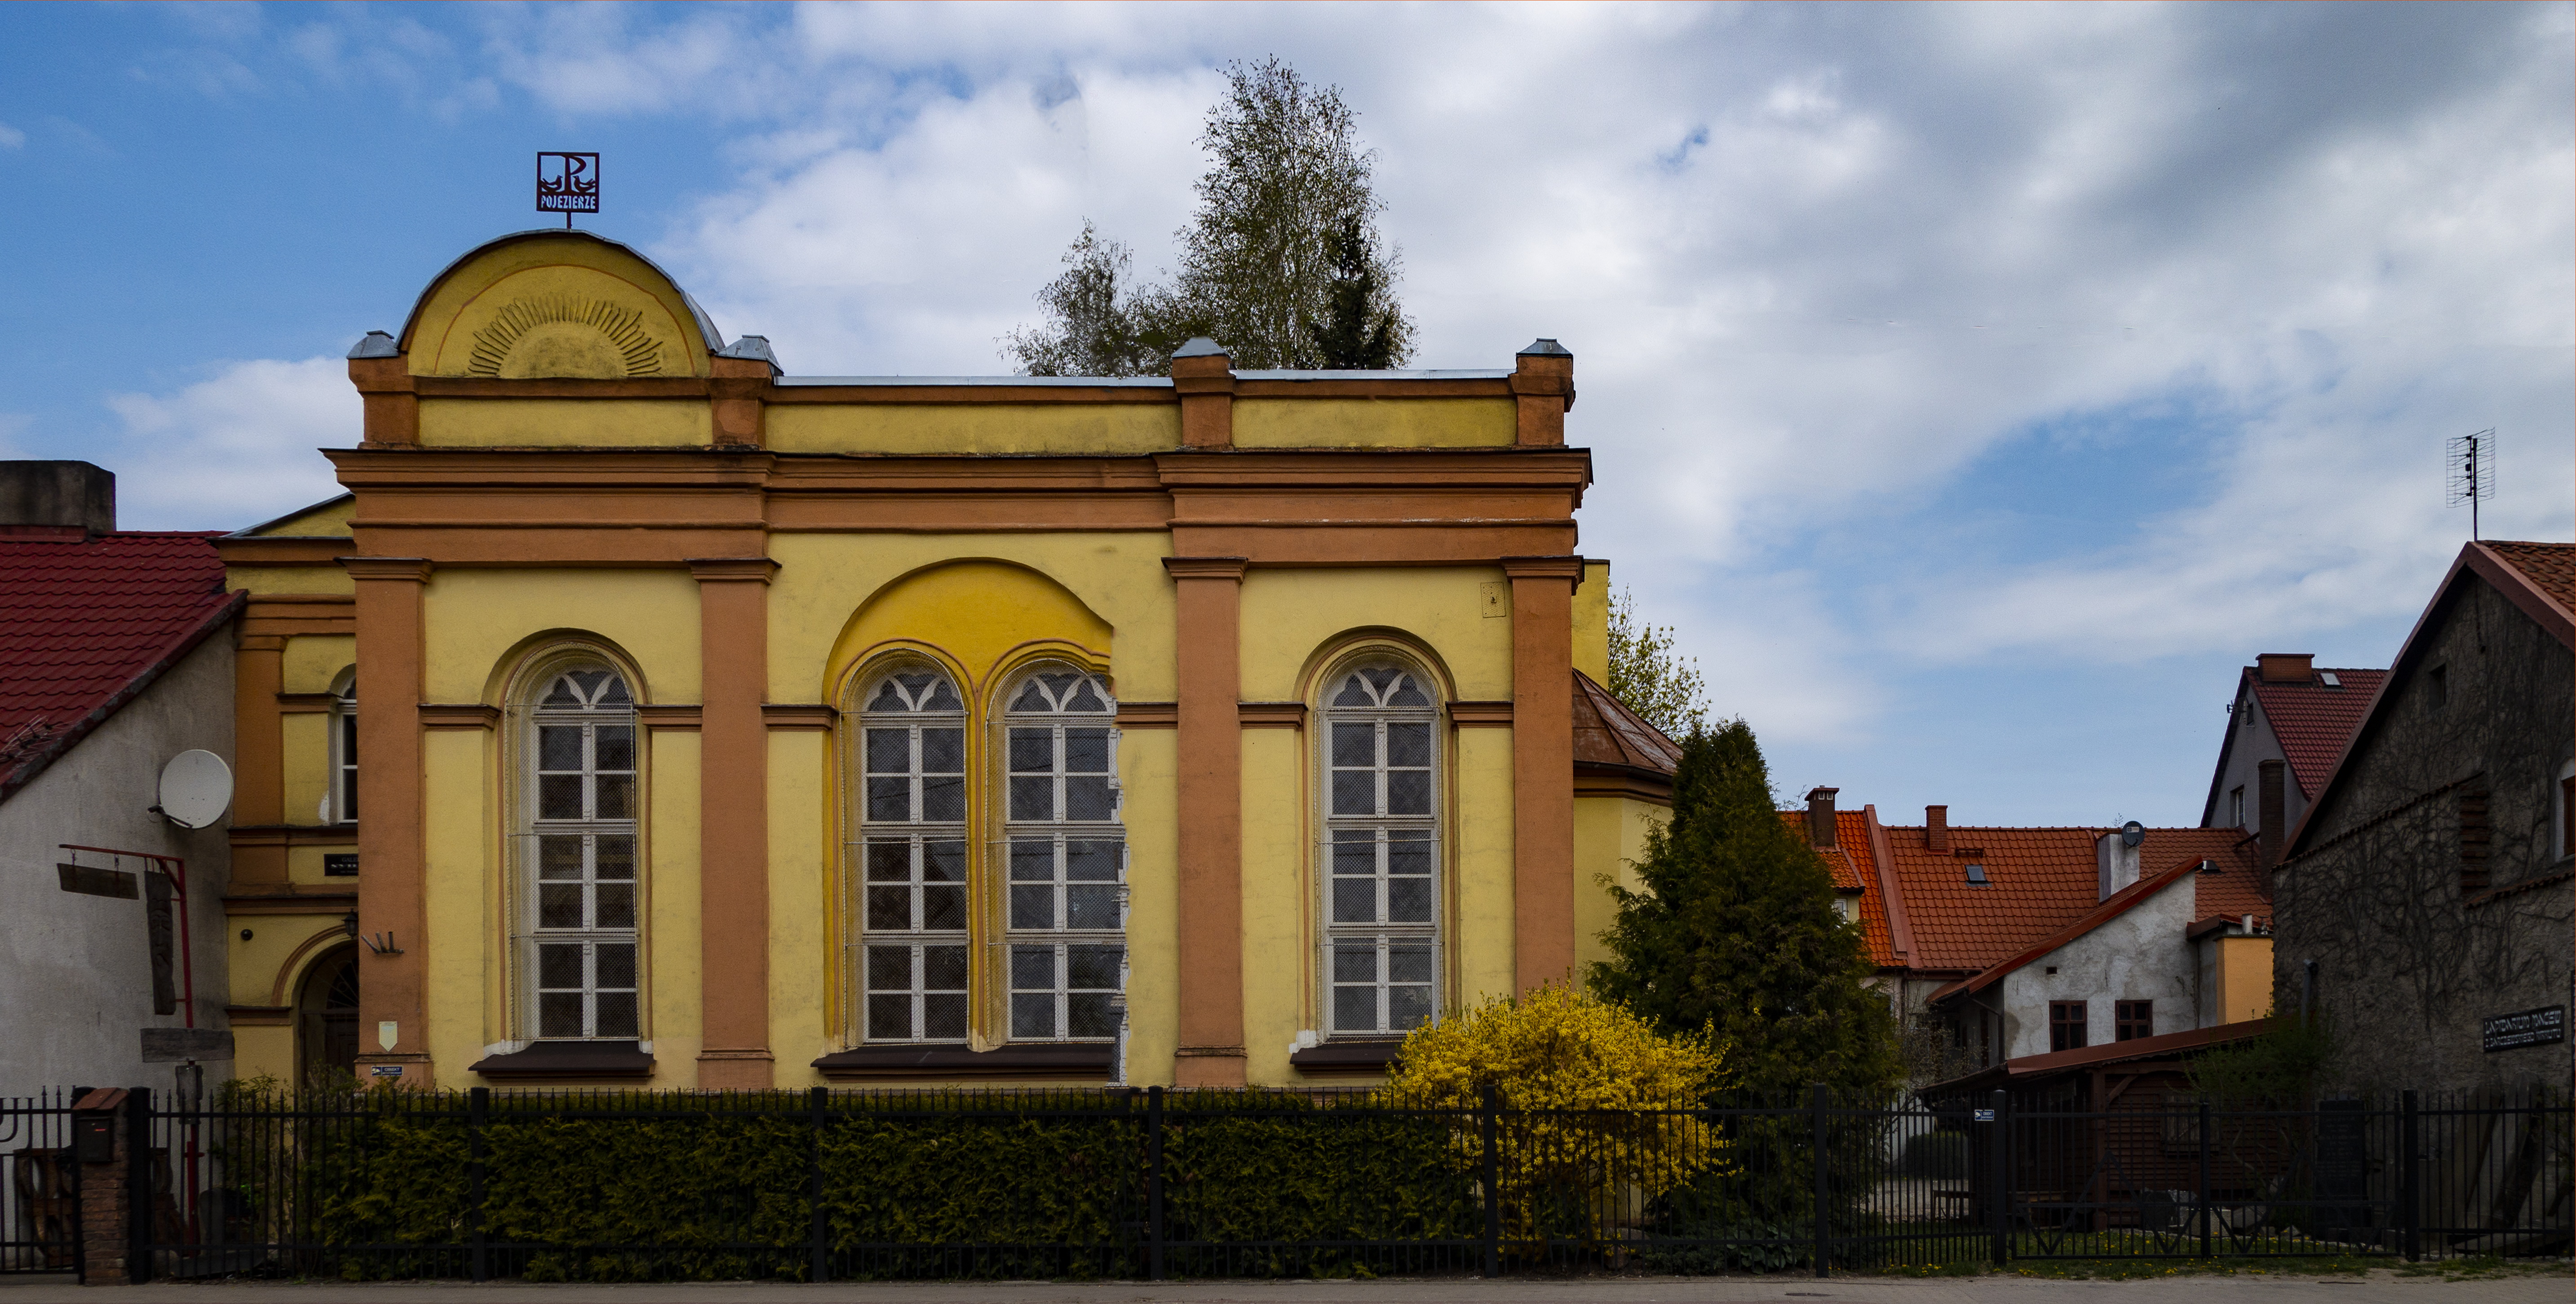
<box><xmin>0</xmin><ymin>122</ymin><xmax>23</xmax><ymax>150</ymax></box>
<box><xmin>103</xmin><ymin>359</ymin><xmax>357</xmax><ymax>532</ymax></box>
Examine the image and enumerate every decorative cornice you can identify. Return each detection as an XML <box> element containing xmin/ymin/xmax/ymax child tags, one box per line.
<box><xmin>228</xmin><ymin>824</ymin><xmax>359</xmax><ymax>849</ymax></box>
<box><xmin>761</xmin><ymin>704</ymin><xmax>836</xmax><ymax>731</ymax></box>
<box><xmin>1238</xmin><ymin>702</ymin><xmax>1307</xmax><ymax>729</ymax></box>
<box><xmin>221</xmin><ymin>892</ymin><xmax>359</xmax><ymax>917</ymax></box>
<box><xmin>686</xmin><ymin>557</ymin><xmax>780</xmax><ymax>583</ymax></box>
<box><xmin>1173</xmin><ymin>1044</ymin><xmax>1248</xmax><ymax>1058</ymax></box>
<box><xmin>638</xmin><ymin>704</ymin><xmax>704</xmax><ymax>731</ymax></box>
<box><xmin>1450</xmin><ymin>700</ymin><xmax>1513</xmax><ymax>726</ymax></box>
<box><xmin>1162</xmin><ymin>555</ymin><xmax>1250</xmax><ymax>581</ymax></box>
<box><xmin>1114</xmin><ymin>701</ymin><xmax>1177</xmax><ymax>730</ymax></box>
<box><xmin>1500</xmin><ymin>555</ymin><xmax>1585</xmax><ymax>584</ymax></box>
<box><xmin>419</xmin><ymin>703</ymin><xmax>501</xmax><ymax>730</ymax></box>
<box><xmin>340</xmin><ymin>556</ymin><xmax>434</xmax><ymax>583</ymax></box>
<box><xmin>276</xmin><ymin>692</ymin><xmax>339</xmax><ymax>714</ymax></box>
<box><xmin>223</xmin><ymin>1005</ymin><xmax>295</xmax><ymax>1027</ymax></box>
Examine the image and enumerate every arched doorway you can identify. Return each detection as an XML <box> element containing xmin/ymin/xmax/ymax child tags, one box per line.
<box><xmin>295</xmin><ymin>947</ymin><xmax>359</xmax><ymax>1086</ymax></box>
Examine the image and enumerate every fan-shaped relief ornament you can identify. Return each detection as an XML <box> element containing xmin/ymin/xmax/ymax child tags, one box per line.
<box><xmin>867</xmin><ymin>670</ymin><xmax>964</xmax><ymax>714</ymax></box>
<box><xmin>467</xmin><ymin>293</ymin><xmax>668</xmax><ymax>379</ymax></box>
<box><xmin>539</xmin><ymin>668</ymin><xmax>633</xmax><ymax>710</ymax></box>
<box><xmin>1008</xmin><ymin>670</ymin><xmax>1111</xmax><ymax>714</ymax></box>
<box><xmin>1332</xmin><ymin>664</ymin><xmax>1432</xmax><ymax>709</ymax></box>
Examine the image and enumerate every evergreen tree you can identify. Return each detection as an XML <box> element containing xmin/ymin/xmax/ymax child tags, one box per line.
<box><xmin>1588</xmin><ymin>719</ymin><xmax>1902</xmax><ymax>1104</ymax></box>
<box><xmin>1302</xmin><ymin>214</ymin><xmax>1402</xmax><ymax>368</ymax></box>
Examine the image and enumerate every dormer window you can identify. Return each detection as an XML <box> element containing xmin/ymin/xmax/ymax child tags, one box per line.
<box><xmin>2319</xmin><ymin>671</ymin><xmax>2341</xmax><ymax>688</ymax></box>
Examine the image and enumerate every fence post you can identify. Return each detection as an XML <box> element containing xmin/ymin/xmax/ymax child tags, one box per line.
<box><xmin>2399</xmin><ymin>1091</ymin><xmax>2420</xmax><ymax>1262</ymax></box>
<box><xmin>807</xmin><ymin>1086</ymin><xmax>828</xmax><ymax>1283</ymax></box>
<box><xmin>1810</xmin><ymin>1084</ymin><xmax>1829</xmax><ymax>1278</ymax></box>
<box><xmin>1480</xmin><ymin>1082</ymin><xmax>1500</xmax><ymax>1279</ymax></box>
<box><xmin>125</xmin><ymin>1087</ymin><xmax>153</xmax><ymax>1285</ymax></box>
<box><xmin>1146</xmin><ymin>1085</ymin><xmax>1165</xmax><ymax>1282</ymax></box>
<box><xmin>468</xmin><ymin>1087</ymin><xmax>489</xmax><ymax>1282</ymax></box>
<box><xmin>2196</xmin><ymin>1098</ymin><xmax>2212</xmax><ymax>1260</ymax></box>
<box><xmin>1987</xmin><ymin>1088</ymin><xmax>2009</xmax><ymax>1269</ymax></box>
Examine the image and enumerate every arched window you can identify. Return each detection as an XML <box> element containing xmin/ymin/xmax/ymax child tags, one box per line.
<box><xmin>1320</xmin><ymin>660</ymin><xmax>1438</xmax><ymax>1039</ymax></box>
<box><xmin>856</xmin><ymin>668</ymin><xmax>969</xmax><ymax>1043</ymax></box>
<box><xmin>1002</xmin><ymin>667</ymin><xmax>1124</xmax><ymax>1042</ymax></box>
<box><xmin>516</xmin><ymin>665</ymin><xmax>640</xmax><ymax>1041</ymax></box>
<box><xmin>328</xmin><ymin>669</ymin><xmax>357</xmax><ymax>825</ymax></box>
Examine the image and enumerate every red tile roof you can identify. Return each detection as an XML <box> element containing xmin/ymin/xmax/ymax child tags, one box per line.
<box><xmin>1773</xmin><ymin>808</ymin><xmax>1901</xmax><ymax>969</ymax></box>
<box><xmin>1878</xmin><ymin>821</ymin><xmax>2259</xmax><ymax>975</ymax></box>
<box><xmin>1932</xmin><ymin>846</ymin><xmax>2263</xmax><ymax>1002</ymax></box>
<box><xmin>2247</xmin><ymin>668</ymin><xmax>2387</xmax><ymax>799</ymax></box>
<box><xmin>0</xmin><ymin>531</ymin><xmax>240</xmax><ymax>801</ymax></box>
<box><xmin>1571</xmin><ymin>670</ymin><xmax>1682</xmax><ymax>776</ymax></box>
<box><xmin>2483</xmin><ymin>541</ymin><xmax>2576</xmax><ymax>616</ymax></box>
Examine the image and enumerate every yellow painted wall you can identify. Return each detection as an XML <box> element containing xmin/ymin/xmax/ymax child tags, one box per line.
<box><xmin>649</xmin><ymin>731</ymin><xmax>704</xmax><ymax>1084</ymax></box>
<box><xmin>1572</xmin><ymin>795</ymin><xmax>1663</xmax><ymax>982</ymax></box>
<box><xmin>769</xmin><ymin>535</ymin><xmax>1173</xmax><ymax>704</ymax></box>
<box><xmin>766</xmin><ymin>404</ymin><xmax>1179</xmax><ymax>456</ymax></box>
<box><xmin>2213</xmin><ymin>935</ymin><xmax>2274</xmax><ymax>1025</ymax></box>
<box><xmin>410</xmin><ymin>251</ymin><xmax>708</xmax><ymax>379</ymax></box>
<box><xmin>1239</xmin><ymin>728</ymin><xmax>1308</xmax><ymax>1083</ymax></box>
<box><xmin>227</xmin><ymin>917</ymin><xmax>355</xmax><ymax>1016</ymax></box>
<box><xmin>1232</xmin><ymin>397</ymin><xmax>1515</xmax><ymax>448</ymax></box>
<box><xmin>1237</xmin><ymin>568</ymin><xmax>1513</xmax><ymax>701</ymax></box>
<box><xmin>822</xmin><ymin>560</ymin><xmax>1113</xmax><ymax>705</ymax></box>
<box><xmin>251</xmin><ymin>496</ymin><xmax>355</xmax><ymax>537</ymax></box>
<box><xmin>281</xmin><ymin>713</ymin><xmax>333</xmax><ymax>827</ymax></box>
<box><xmin>226</xmin><ymin>565</ymin><xmax>354</xmax><ymax>596</ymax></box>
<box><xmin>284</xmin><ymin>844</ymin><xmax>355</xmax><ymax>888</ymax></box>
<box><xmin>1117</xmin><ymin>728</ymin><xmax>1178</xmax><ymax>1087</ymax></box>
<box><xmin>1574</xmin><ymin>561</ymin><xmax>1610</xmax><ymax>685</ymax></box>
<box><xmin>418</xmin><ymin>398</ymin><xmax>713</xmax><ymax>448</ymax></box>
<box><xmin>283</xmin><ymin>637</ymin><xmax>356</xmax><ymax>694</ymax></box>
<box><xmin>1453</xmin><ymin>727</ymin><xmax>1518</xmax><ymax>1007</ymax></box>
<box><xmin>230</xmin><ymin>1025</ymin><xmax>294</xmax><ymax>1084</ymax></box>
<box><xmin>423</xmin><ymin>568</ymin><xmax>703</xmax><ymax>705</ymax></box>
<box><xmin>766</xmin><ymin>729</ymin><xmax>827</xmax><ymax>1086</ymax></box>
<box><xmin>422</xmin><ymin>728</ymin><xmax>494</xmax><ymax>1079</ymax></box>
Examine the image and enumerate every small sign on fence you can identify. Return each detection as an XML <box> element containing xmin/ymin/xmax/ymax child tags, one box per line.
<box><xmin>370</xmin><ymin>1064</ymin><xmax>404</xmax><ymax>1078</ymax></box>
<box><xmin>2482</xmin><ymin>1005</ymin><xmax>2565</xmax><ymax>1052</ymax></box>
<box><xmin>1973</xmin><ymin>1108</ymin><xmax>1994</xmax><ymax>1122</ymax></box>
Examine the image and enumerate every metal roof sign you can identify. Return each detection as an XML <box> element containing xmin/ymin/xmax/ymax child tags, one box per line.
<box><xmin>537</xmin><ymin>152</ymin><xmax>600</xmax><ymax>227</ymax></box>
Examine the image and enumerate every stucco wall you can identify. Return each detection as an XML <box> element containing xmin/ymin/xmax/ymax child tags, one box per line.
<box><xmin>0</xmin><ymin>630</ymin><xmax>235</xmax><ymax>1093</ymax></box>
<box><xmin>2210</xmin><ymin>687</ymin><xmax>2304</xmax><ymax>835</ymax></box>
<box><xmin>1998</xmin><ymin>875</ymin><xmax>2198</xmax><ymax>1058</ymax></box>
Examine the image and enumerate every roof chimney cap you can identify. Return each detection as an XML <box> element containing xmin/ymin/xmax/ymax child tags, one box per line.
<box><xmin>1171</xmin><ymin>337</ymin><xmax>1228</xmax><ymax>359</ymax></box>
<box><xmin>0</xmin><ymin>461</ymin><xmax>114</xmax><ymax>536</ymax></box>
<box><xmin>1805</xmin><ymin>787</ymin><xmax>1839</xmax><ymax>848</ymax></box>
<box><xmin>2256</xmin><ymin>652</ymin><xmax>2315</xmax><ymax>683</ymax></box>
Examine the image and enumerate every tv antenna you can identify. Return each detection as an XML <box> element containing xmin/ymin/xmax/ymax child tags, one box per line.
<box><xmin>2446</xmin><ymin>429</ymin><xmax>2495</xmax><ymax>540</ymax></box>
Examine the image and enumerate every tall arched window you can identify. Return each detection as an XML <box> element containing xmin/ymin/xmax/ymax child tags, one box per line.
<box><xmin>856</xmin><ymin>668</ymin><xmax>969</xmax><ymax>1043</ymax></box>
<box><xmin>516</xmin><ymin>665</ymin><xmax>640</xmax><ymax>1041</ymax></box>
<box><xmin>328</xmin><ymin>669</ymin><xmax>357</xmax><ymax>825</ymax></box>
<box><xmin>1320</xmin><ymin>660</ymin><xmax>1438</xmax><ymax>1039</ymax></box>
<box><xmin>1002</xmin><ymin>668</ymin><xmax>1124</xmax><ymax>1042</ymax></box>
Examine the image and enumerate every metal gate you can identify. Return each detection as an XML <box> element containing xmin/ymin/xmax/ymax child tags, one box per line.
<box><xmin>0</xmin><ymin>1091</ymin><xmax>78</xmax><ymax>1275</ymax></box>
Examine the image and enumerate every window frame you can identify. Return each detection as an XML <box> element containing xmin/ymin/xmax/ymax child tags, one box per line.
<box><xmin>998</xmin><ymin>665</ymin><xmax>1127</xmax><ymax>1045</ymax></box>
<box><xmin>328</xmin><ymin>670</ymin><xmax>358</xmax><ymax>825</ymax></box>
<box><xmin>2049</xmin><ymin>1000</ymin><xmax>2089</xmax><ymax>1052</ymax></box>
<box><xmin>849</xmin><ymin>663</ymin><xmax>973</xmax><ymax>1047</ymax></box>
<box><xmin>1315</xmin><ymin>655</ymin><xmax>1443</xmax><ymax>1043</ymax></box>
<box><xmin>509</xmin><ymin>659</ymin><xmax>645</xmax><ymax>1044</ymax></box>
<box><xmin>2114</xmin><ymin>999</ymin><xmax>2153</xmax><ymax>1042</ymax></box>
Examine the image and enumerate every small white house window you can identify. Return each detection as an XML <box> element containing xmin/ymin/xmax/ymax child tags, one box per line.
<box><xmin>329</xmin><ymin>673</ymin><xmax>358</xmax><ymax>825</ymax></box>
<box><xmin>2230</xmin><ymin>785</ymin><xmax>2246</xmax><ymax>830</ymax></box>
<box><xmin>1320</xmin><ymin>660</ymin><xmax>1439</xmax><ymax>1039</ymax></box>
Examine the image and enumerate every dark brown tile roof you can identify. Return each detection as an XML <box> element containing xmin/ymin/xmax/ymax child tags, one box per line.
<box><xmin>1571</xmin><ymin>670</ymin><xmax>1682</xmax><ymax>776</ymax></box>
<box><xmin>2248</xmin><ymin>667</ymin><xmax>2386</xmax><ymax>799</ymax></box>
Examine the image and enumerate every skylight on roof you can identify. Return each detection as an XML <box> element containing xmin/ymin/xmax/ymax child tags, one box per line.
<box><xmin>1965</xmin><ymin>864</ymin><xmax>1988</xmax><ymax>885</ymax></box>
<box><xmin>2320</xmin><ymin>671</ymin><xmax>2341</xmax><ymax>687</ymax></box>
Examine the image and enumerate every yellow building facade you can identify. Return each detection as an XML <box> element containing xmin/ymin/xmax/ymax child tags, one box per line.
<box><xmin>217</xmin><ymin>230</ymin><xmax>1668</xmax><ymax>1090</ymax></box>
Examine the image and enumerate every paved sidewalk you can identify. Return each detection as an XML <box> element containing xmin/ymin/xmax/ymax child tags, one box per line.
<box><xmin>4</xmin><ymin>1269</ymin><xmax>2567</xmax><ymax>1304</ymax></box>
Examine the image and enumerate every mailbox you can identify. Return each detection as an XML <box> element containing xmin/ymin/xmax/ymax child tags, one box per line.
<box><xmin>75</xmin><ymin>1114</ymin><xmax>117</xmax><ymax>1164</ymax></box>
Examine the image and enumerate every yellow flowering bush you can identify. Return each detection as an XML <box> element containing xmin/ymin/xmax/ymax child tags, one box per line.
<box><xmin>1381</xmin><ymin>983</ymin><xmax>1731</xmax><ymax>1246</ymax></box>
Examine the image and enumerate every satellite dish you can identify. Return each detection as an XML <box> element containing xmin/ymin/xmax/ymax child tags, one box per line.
<box><xmin>2120</xmin><ymin>820</ymin><xmax>2144</xmax><ymax>848</ymax></box>
<box><xmin>157</xmin><ymin>750</ymin><xmax>235</xmax><ymax>830</ymax></box>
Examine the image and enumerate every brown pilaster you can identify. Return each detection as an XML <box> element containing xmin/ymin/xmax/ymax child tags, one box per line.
<box><xmin>691</xmin><ymin>556</ymin><xmax>780</xmax><ymax>1088</ymax></box>
<box><xmin>1504</xmin><ymin>555</ymin><xmax>1582</xmax><ymax>991</ymax></box>
<box><xmin>232</xmin><ymin>635</ymin><xmax>288</xmax><ymax>887</ymax></box>
<box><xmin>1171</xmin><ymin>340</ymin><xmax>1235</xmax><ymax>450</ymax></box>
<box><xmin>348</xmin><ymin>343</ymin><xmax>418</xmax><ymax>448</ymax></box>
<box><xmin>344</xmin><ymin>556</ymin><xmax>432</xmax><ymax>1086</ymax></box>
<box><xmin>1166</xmin><ymin>554</ymin><xmax>1248</xmax><ymax>1084</ymax></box>
<box><xmin>1509</xmin><ymin>340</ymin><xmax>1575</xmax><ymax>447</ymax></box>
<box><xmin>709</xmin><ymin>341</ymin><xmax>778</xmax><ymax>448</ymax></box>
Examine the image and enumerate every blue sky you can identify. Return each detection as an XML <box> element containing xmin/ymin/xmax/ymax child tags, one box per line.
<box><xmin>2</xmin><ymin>2</ymin><xmax>2568</xmax><ymax>826</ymax></box>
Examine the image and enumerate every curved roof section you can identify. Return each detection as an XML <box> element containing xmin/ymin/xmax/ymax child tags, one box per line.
<box><xmin>393</xmin><ymin>229</ymin><xmax>726</xmax><ymax>359</ymax></box>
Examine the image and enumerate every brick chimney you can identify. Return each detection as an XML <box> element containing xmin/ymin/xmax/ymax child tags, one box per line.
<box><xmin>1925</xmin><ymin>804</ymin><xmax>1949</xmax><ymax>853</ymax></box>
<box><xmin>2256</xmin><ymin>652</ymin><xmax>2314</xmax><ymax>683</ymax></box>
<box><xmin>1805</xmin><ymin>787</ymin><xmax>1839</xmax><ymax>848</ymax></box>
<box><xmin>0</xmin><ymin>461</ymin><xmax>114</xmax><ymax>537</ymax></box>
<box><xmin>2257</xmin><ymin>758</ymin><xmax>2286</xmax><ymax>879</ymax></box>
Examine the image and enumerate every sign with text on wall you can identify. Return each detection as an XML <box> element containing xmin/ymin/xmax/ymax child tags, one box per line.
<box><xmin>2481</xmin><ymin>1005</ymin><xmax>2565</xmax><ymax>1052</ymax></box>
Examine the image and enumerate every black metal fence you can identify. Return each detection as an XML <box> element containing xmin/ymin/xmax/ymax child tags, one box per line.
<box><xmin>0</xmin><ymin>1091</ymin><xmax>78</xmax><ymax>1275</ymax></box>
<box><xmin>13</xmin><ymin>1083</ymin><xmax>2564</xmax><ymax>1282</ymax></box>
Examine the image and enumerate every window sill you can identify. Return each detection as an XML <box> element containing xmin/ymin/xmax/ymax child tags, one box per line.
<box><xmin>812</xmin><ymin>1043</ymin><xmax>1114</xmax><ymax>1082</ymax></box>
<box><xmin>470</xmin><ymin>1040</ymin><xmax>655</xmax><ymax>1081</ymax></box>
<box><xmin>1289</xmin><ymin>1040</ymin><xmax>1404</xmax><ymax>1074</ymax></box>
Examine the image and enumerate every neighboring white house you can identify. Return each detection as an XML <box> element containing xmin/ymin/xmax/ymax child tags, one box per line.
<box><xmin>0</xmin><ymin>462</ymin><xmax>241</xmax><ymax>1096</ymax></box>
<box><xmin>1927</xmin><ymin>830</ymin><xmax>2271</xmax><ymax>1062</ymax></box>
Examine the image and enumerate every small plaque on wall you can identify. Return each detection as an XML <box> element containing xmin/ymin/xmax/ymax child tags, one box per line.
<box><xmin>369</xmin><ymin>1064</ymin><xmax>404</xmax><ymax>1078</ymax></box>
<box><xmin>2482</xmin><ymin>1006</ymin><xmax>2565</xmax><ymax>1052</ymax></box>
<box><xmin>323</xmin><ymin>854</ymin><xmax>359</xmax><ymax>877</ymax></box>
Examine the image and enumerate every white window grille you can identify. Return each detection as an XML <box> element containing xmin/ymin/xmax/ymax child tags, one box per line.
<box><xmin>515</xmin><ymin>667</ymin><xmax>640</xmax><ymax>1040</ymax></box>
<box><xmin>329</xmin><ymin>673</ymin><xmax>358</xmax><ymax>825</ymax></box>
<box><xmin>855</xmin><ymin>669</ymin><xmax>970</xmax><ymax>1043</ymax></box>
<box><xmin>1320</xmin><ymin>661</ymin><xmax>1438</xmax><ymax>1039</ymax></box>
<box><xmin>1002</xmin><ymin>668</ymin><xmax>1125</xmax><ymax>1042</ymax></box>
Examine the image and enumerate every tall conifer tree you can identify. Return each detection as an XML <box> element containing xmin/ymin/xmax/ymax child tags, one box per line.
<box><xmin>1589</xmin><ymin>720</ymin><xmax>1902</xmax><ymax>1104</ymax></box>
